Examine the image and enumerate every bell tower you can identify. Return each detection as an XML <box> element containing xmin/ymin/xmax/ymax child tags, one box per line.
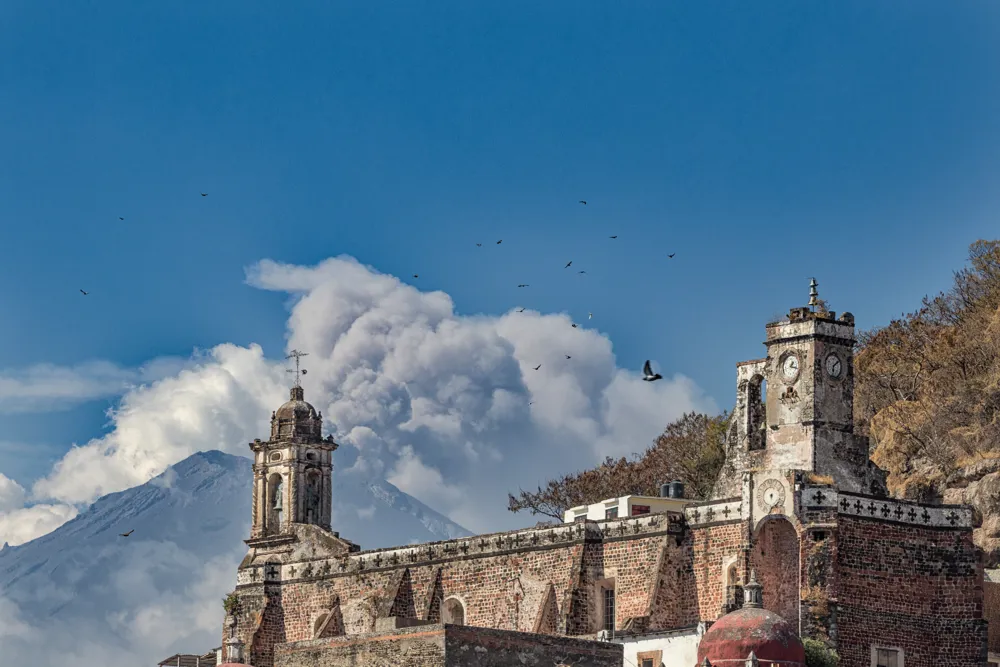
<box><xmin>765</xmin><ymin>278</ymin><xmax>860</xmax><ymax>472</ymax></box>
<box><xmin>713</xmin><ymin>280</ymin><xmax>886</xmax><ymax>498</ymax></box>
<box><xmin>248</xmin><ymin>351</ymin><xmax>339</xmax><ymax>540</ymax></box>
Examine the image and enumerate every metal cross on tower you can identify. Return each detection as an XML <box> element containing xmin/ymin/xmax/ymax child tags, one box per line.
<box><xmin>285</xmin><ymin>350</ymin><xmax>308</xmax><ymax>387</ymax></box>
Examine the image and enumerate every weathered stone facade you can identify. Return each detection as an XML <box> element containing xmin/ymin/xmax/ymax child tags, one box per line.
<box><xmin>222</xmin><ymin>287</ymin><xmax>988</xmax><ymax>667</ymax></box>
<box><xmin>273</xmin><ymin>623</ymin><xmax>624</xmax><ymax>667</ymax></box>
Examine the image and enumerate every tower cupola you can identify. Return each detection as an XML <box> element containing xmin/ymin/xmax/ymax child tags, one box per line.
<box><xmin>247</xmin><ymin>350</ymin><xmax>339</xmax><ymax>540</ymax></box>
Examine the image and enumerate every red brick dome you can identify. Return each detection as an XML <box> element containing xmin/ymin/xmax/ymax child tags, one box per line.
<box><xmin>696</xmin><ymin>571</ymin><xmax>805</xmax><ymax>667</ymax></box>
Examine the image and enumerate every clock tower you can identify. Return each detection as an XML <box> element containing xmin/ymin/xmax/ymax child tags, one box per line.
<box><xmin>712</xmin><ymin>279</ymin><xmax>887</xmax><ymax>499</ymax></box>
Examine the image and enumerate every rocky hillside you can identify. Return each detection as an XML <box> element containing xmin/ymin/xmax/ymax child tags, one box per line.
<box><xmin>855</xmin><ymin>239</ymin><xmax>1000</xmax><ymax>565</ymax></box>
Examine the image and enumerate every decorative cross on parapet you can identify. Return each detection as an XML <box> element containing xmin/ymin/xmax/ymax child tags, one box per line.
<box><xmin>286</xmin><ymin>349</ymin><xmax>309</xmax><ymax>388</ymax></box>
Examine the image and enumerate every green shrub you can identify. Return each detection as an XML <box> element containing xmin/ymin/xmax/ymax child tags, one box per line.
<box><xmin>223</xmin><ymin>592</ymin><xmax>240</xmax><ymax>615</ymax></box>
<box><xmin>803</xmin><ymin>638</ymin><xmax>839</xmax><ymax>667</ymax></box>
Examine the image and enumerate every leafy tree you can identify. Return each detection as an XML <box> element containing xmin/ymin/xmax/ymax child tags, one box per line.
<box><xmin>803</xmin><ymin>638</ymin><xmax>839</xmax><ymax>667</ymax></box>
<box><xmin>507</xmin><ymin>412</ymin><xmax>729</xmax><ymax>520</ymax></box>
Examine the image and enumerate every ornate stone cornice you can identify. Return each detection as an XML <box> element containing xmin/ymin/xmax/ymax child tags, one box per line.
<box><xmin>684</xmin><ymin>499</ymin><xmax>742</xmax><ymax>527</ymax></box>
<box><xmin>809</xmin><ymin>488</ymin><xmax>975</xmax><ymax>529</ymax></box>
<box><xmin>235</xmin><ymin>511</ymin><xmax>684</xmax><ymax>586</ymax></box>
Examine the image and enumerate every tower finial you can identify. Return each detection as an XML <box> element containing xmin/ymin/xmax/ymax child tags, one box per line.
<box><xmin>808</xmin><ymin>278</ymin><xmax>819</xmax><ymax>310</ymax></box>
<box><xmin>743</xmin><ymin>569</ymin><xmax>763</xmax><ymax>608</ymax></box>
<box><xmin>285</xmin><ymin>349</ymin><xmax>309</xmax><ymax>388</ymax></box>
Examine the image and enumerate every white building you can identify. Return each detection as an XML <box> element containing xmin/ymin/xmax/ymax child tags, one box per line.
<box><xmin>563</xmin><ymin>481</ymin><xmax>692</xmax><ymax>523</ymax></box>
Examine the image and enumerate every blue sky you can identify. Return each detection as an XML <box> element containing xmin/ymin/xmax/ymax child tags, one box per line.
<box><xmin>1</xmin><ymin>1</ymin><xmax>999</xmax><ymax>491</ymax></box>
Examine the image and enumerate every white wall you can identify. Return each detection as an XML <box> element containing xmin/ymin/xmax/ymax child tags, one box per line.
<box><xmin>563</xmin><ymin>495</ymin><xmax>690</xmax><ymax>523</ymax></box>
<box><xmin>616</xmin><ymin>628</ymin><xmax>702</xmax><ymax>667</ymax></box>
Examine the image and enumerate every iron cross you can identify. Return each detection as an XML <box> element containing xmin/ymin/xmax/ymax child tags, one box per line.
<box><xmin>286</xmin><ymin>349</ymin><xmax>309</xmax><ymax>387</ymax></box>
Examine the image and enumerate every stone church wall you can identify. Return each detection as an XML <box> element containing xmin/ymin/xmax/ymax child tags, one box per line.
<box><xmin>689</xmin><ymin>521</ymin><xmax>744</xmax><ymax>621</ymax></box>
<box><xmin>236</xmin><ymin>513</ymin><xmax>688</xmax><ymax>667</ymax></box>
<box><xmin>275</xmin><ymin>624</ymin><xmax>446</xmax><ymax>667</ymax></box>
<box><xmin>835</xmin><ymin>515</ymin><xmax>986</xmax><ymax>667</ymax></box>
<box><xmin>272</xmin><ymin>623</ymin><xmax>623</xmax><ymax>667</ymax></box>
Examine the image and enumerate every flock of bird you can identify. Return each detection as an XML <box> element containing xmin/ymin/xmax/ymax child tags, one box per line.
<box><xmin>417</xmin><ymin>199</ymin><xmax>672</xmax><ymax>385</ymax></box>
<box><xmin>108</xmin><ymin>197</ymin><xmax>671</xmax><ymax>538</ymax></box>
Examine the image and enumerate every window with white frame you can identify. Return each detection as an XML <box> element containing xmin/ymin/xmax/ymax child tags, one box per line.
<box><xmin>604</xmin><ymin>506</ymin><xmax>618</xmax><ymax>519</ymax></box>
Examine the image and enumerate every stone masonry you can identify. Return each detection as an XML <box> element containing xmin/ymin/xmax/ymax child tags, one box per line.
<box><xmin>222</xmin><ymin>283</ymin><xmax>988</xmax><ymax>667</ymax></box>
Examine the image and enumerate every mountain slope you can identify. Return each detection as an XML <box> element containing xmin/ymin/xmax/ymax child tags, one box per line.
<box><xmin>0</xmin><ymin>449</ymin><xmax>470</xmax><ymax>667</ymax></box>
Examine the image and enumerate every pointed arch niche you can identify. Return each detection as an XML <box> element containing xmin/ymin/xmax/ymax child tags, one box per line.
<box><xmin>749</xmin><ymin>516</ymin><xmax>800</xmax><ymax>625</ymax></box>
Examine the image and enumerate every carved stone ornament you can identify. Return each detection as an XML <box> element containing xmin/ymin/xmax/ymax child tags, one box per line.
<box><xmin>755</xmin><ymin>478</ymin><xmax>786</xmax><ymax>512</ymax></box>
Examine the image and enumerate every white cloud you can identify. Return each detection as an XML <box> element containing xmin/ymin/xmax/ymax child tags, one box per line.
<box><xmin>0</xmin><ymin>540</ymin><xmax>245</xmax><ymax>667</ymax></box>
<box><xmin>0</xmin><ymin>503</ymin><xmax>78</xmax><ymax>546</ymax></box>
<box><xmin>14</xmin><ymin>254</ymin><xmax>715</xmax><ymax>542</ymax></box>
<box><xmin>0</xmin><ymin>358</ymin><xmax>191</xmax><ymax>414</ymax></box>
<box><xmin>0</xmin><ymin>471</ymin><xmax>79</xmax><ymax>546</ymax></box>
<box><xmin>0</xmin><ymin>473</ymin><xmax>25</xmax><ymax>512</ymax></box>
<box><xmin>106</xmin><ymin>543</ymin><xmax>244</xmax><ymax>655</ymax></box>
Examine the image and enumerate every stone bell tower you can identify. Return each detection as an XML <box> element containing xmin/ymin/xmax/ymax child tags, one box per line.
<box><xmin>763</xmin><ymin>278</ymin><xmax>866</xmax><ymax>484</ymax></box>
<box><xmin>713</xmin><ymin>280</ymin><xmax>886</xmax><ymax>499</ymax></box>
<box><xmin>248</xmin><ymin>351</ymin><xmax>339</xmax><ymax>540</ymax></box>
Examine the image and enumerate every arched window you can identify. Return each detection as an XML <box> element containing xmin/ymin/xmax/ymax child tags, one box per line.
<box><xmin>747</xmin><ymin>374</ymin><xmax>767</xmax><ymax>451</ymax></box>
<box><xmin>725</xmin><ymin>563</ymin><xmax>743</xmax><ymax>613</ymax></box>
<box><xmin>442</xmin><ymin>597</ymin><xmax>465</xmax><ymax>625</ymax></box>
<box><xmin>268</xmin><ymin>473</ymin><xmax>284</xmax><ymax>533</ymax></box>
<box><xmin>305</xmin><ymin>469</ymin><xmax>321</xmax><ymax>524</ymax></box>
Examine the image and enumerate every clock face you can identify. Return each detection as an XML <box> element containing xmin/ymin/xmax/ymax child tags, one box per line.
<box><xmin>825</xmin><ymin>354</ymin><xmax>843</xmax><ymax>379</ymax></box>
<box><xmin>781</xmin><ymin>354</ymin><xmax>799</xmax><ymax>380</ymax></box>
<box><xmin>756</xmin><ymin>478</ymin><xmax>787</xmax><ymax>512</ymax></box>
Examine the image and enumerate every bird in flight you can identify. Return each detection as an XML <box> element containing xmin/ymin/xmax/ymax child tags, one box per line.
<box><xmin>588</xmin><ymin>312</ymin><xmax>593</xmax><ymax>319</ymax></box>
<box><xmin>579</xmin><ymin>200</ymin><xmax>587</xmax><ymax>205</ymax></box>
<box><xmin>564</xmin><ymin>261</ymin><xmax>572</xmax><ymax>268</ymax></box>
<box><xmin>565</xmin><ymin>355</ymin><xmax>572</xmax><ymax>359</ymax></box>
<box><xmin>496</xmin><ymin>240</ymin><xmax>502</xmax><ymax>244</ymax></box>
<box><xmin>533</xmin><ymin>364</ymin><xmax>541</xmax><ymax>371</ymax></box>
<box><xmin>668</xmin><ymin>253</ymin><xmax>675</xmax><ymax>258</ymax></box>
<box><xmin>119</xmin><ymin>216</ymin><xmax>124</xmax><ymax>221</ymax></box>
<box><xmin>476</xmin><ymin>243</ymin><xmax>482</xmax><ymax>247</ymax></box>
<box><xmin>642</xmin><ymin>360</ymin><xmax>663</xmax><ymax>382</ymax></box>
<box><xmin>518</xmin><ymin>284</ymin><xmax>529</xmax><ymax>288</ymax></box>
<box><xmin>609</xmin><ymin>235</ymin><xmax>617</xmax><ymax>239</ymax></box>
<box><xmin>79</xmin><ymin>289</ymin><xmax>88</xmax><ymax>296</ymax></box>
<box><xmin>578</xmin><ymin>270</ymin><xmax>586</xmax><ymax>274</ymax></box>
<box><xmin>571</xmin><ymin>324</ymin><xmax>578</xmax><ymax>328</ymax></box>
<box><xmin>517</xmin><ymin>307</ymin><xmax>525</xmax><ymax>313</ymax></box>
<box><xmin>119</xmin><ymin>529</ymin><xmax>134</xmax><ymax>537</ymax></box>
<box><xmin>413</xmin><ymin>274</ymin><xmax>419</xmax><ymax>278</ymax></box>
<box><xmin>201</xmin><ymin>193</ymin><xmax>208</xmax><ymax>197</ymax></box>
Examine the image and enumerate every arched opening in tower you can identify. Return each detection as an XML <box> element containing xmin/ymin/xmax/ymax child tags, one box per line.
<box><xmin>305</xmin><ymin>468</ymin><xmax>321</xmax><ymax>525</ymax></box>
<box><xmin>268</xmin><ymin>473</ymin><xmax>284</xmax><ymax>534</ymax></box>
<box><xmin>749</xmin><ymin>516</ymin><xmax>800</xmax><ymax>624</ymax></box>
<box><xmin>747</xmin><ymin>374</ymin><xmax>767</xmax><ymax>451</ymax></box>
